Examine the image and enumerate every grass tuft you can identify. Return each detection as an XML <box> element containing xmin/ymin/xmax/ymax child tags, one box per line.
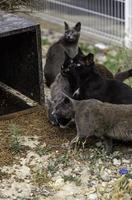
<box><xmin>9</xmin><ymin>124</ymin><xmax>22</xmax><ymax>154</ymax></box>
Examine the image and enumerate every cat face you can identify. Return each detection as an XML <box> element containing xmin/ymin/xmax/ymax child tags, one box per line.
<box><xmin>64</xmin><ymin>22</ymin><xmax>81</xmax><ymax>43</ymax></box>
<box><xmin>61</xmin><ymin>50</ymin><xmax>95</xmax><ymax>76</ymax></box>
<box><xmin>61</xmin><ymin>48</ymin><xmax>84</xmax><ymax>76</ymax></box>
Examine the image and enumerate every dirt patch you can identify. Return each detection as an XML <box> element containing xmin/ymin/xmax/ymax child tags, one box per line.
<box><xmin>0</xmin><ymin>106</ymin><xmax>75</xmax><ymax>166</ymax></box>
<box><xmin>0</xmin><ymin>106</ymin><xmax>131</xmax><ymax>200</ymax></box>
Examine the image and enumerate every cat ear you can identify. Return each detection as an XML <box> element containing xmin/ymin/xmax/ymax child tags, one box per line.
<box><xmin>64</xmin><ymin>21</ymin><xmax>69</xmax><ymax>31</ymax></box>
<box><xmin>74</xmin><ymin>22</ymin><xmax>81</xmax><ymax>32</ymax></box>
<box><xmin>86</xmin><ymin>53</ymin><xmax>94</xmax><ymax>64</ymax></box>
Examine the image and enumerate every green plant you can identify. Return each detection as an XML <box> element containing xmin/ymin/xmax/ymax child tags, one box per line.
<box><xmin>33</xmin><ymin>169</ymin><xmax>51</xmax><ymax>186</ymax></box>
<box><xmin>55</xmin><ymin>152</ymin><xmax>70</xmax><ymax>167</ymax></box>
<box><xmin>47</xmin><ymin>162</ymin><xmax>58</xmax><ymax>175</ymax></box>
<box><xmin>103</xmin><ymin>47</ymin><xmax>130</xmax><ymax>73</ymax></box>
<box><xmin>47</xmin><ymin>152</ymin><xmax>70</xmax><ymax>175</ymax></box>
<box><xmin>35</xmin><ymin>145</ymin><xmax>51</xmax><ymax>156</ymax></box>
<box><xmin>41</xmin><ymin>38</ymin><xmax>51</xmax><ymax>46</ymax></box>
<box><xmin>79</xmin><ymin>42</ymin><xmax>99</xmax><ymax>55</ymax></box>
<box><xmin>9</xmin><ymin>124</ymin><xmax>22</xmax><ymax>154</ymax></box>
<box><xmin>62</xmin><ymin>174</ymin><xmax>81</xmax><ymax>186</ymax></box>
<box><xmin>111</xmin><ymin>173</ymin><xmax>132</xmax><ymax>199</ymax></box>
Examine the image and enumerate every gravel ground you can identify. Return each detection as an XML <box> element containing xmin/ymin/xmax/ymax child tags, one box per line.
<box><xmin>0</xmin><ymin>27</ymin><xmax>132</xmax><ymax>200</ymax></box>
<box><xmin>0</xmin><ymin>120</ymin><xmax>131</xmax><ymax>200</ymax></box>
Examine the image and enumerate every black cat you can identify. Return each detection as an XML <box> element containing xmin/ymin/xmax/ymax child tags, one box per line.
<box><xmin>61</xmin><ymin>50</ymin><xmax>113</xmax><ymax>92</ymax></box>
<box><xmin>73</xmin><ymin>60</ymin><xmax>132</xmax><ymax>104</ymax></box>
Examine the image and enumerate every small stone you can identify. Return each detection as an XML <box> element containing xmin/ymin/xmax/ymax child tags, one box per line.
<box><xmin>122</xmin><ymin>159</ymin><xmax>130</xmax><ymax>164</ymax></box>
<box><xmin>74</xmin><ymin>166</ymin><xmax>81</xmax><ymax>175</ymax></box>
<box><xmin>41</xmin><ymin>189</ymin><xmax>50</xmax><ymax>197</ymax></box>
<box><xmin>15</xmin><ymin>165</ymin><xmax>31</xmax><ymax>179</ymax></box>
<box><xmin>95</xmin><ymin>141</ymin><xmax>102</xmax><ymax>147</ymax></box>
<box><xmin>30</xmin><ymin>193</ymin><xmax>35</xmax><ymax>197</ymax></box>
<box><xmin>113</xmin><ymin>158</ymin><xmax>121</xmax><ymax>166</ymax></box>
<box><xmin>17</xmin><ymin>188</ymin><xmax>22</xmax><ymax>193</ymax></box>
<box><xmin>63</xmin><ymin>168</ymin><xmax>72</xmax><ymax>176</ymax></box>
<box><xmin>88</xmin><ymin>193</ymin><xmax>98</xmax><ymax>200</ymax></box>
<box><xmin>54</xmin><ymin>177</ymin><xmax>64</xmax><ymax>188</ymax></box>
<box><xmin>90</xmin><ymin>180</ymin><xmax>98</xmax><ymax>187</ymax></box>
<box><xmin>98</xmin><ymin>159</ymin><xmax>103</xmax><ymax>165</ymax></box>
<box><xmin>100</xmin><ymin>170</ymin><xmax>111</xmax><ymax>182</ymax></box>
<box><xmin>98</xmin><ymin>186</ymin><xmax>105</xmax><ymax>193</ymax></box>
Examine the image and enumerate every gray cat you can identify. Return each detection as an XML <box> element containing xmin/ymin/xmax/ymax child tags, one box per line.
<box><xmin>44</xmin><ymin>21</ymin><xmax>81</xmax><ymax>87</ymax></box>
<box><xmin>63</xmin><ymin>94</ymin><xmax>132</xmax><ymax>153</ymax></box>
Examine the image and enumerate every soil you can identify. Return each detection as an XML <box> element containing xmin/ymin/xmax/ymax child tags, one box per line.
<box><xmin>0</xmin><ymin>106</ymin><xmax>75</xmax><ymax>166</ymax></box>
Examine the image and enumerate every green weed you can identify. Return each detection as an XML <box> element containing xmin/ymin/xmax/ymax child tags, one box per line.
<box><xmin>33</xmin><ymin>169</ymin><xmax>51</xmax><ymax>186</ymax></box>
<box><xmin>41</xmin><ymin>38</ymin><xmax>51</xmax><ymax>46</ymax></box>
<box><xmin>62</xmin><ymin>174</ymin><xmax>81</xmax><ymax>186</ymax></box>
<box><xmin>9</xmin><ymin>124</ymin><xmax>22</xmax><ymax>154</ymax></box>
<box><xmin>35</xmin><ymin>145</ymin><xmax>51</xmax><ymax>156</ymax></box>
